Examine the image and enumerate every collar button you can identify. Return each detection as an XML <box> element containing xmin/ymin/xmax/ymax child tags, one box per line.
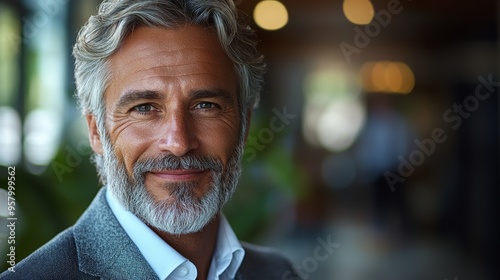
<box><xmin>178</xmin><ymin>266</ymin><xmax>189</xmax><ymax>276</ymax></box>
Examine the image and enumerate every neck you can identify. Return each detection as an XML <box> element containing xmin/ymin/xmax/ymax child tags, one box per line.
<box><xmin>151</xmin><ymin>214</ymin><xmax>220</xmax><ymax>280</ymax></box>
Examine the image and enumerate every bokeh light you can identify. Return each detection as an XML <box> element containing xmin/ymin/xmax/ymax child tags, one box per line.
<box><xmin>316</xmin><ymin>99</ymin><xmax>366</xmax><ymax>151</ymax></box>
<box><xmin>253</xmin><ymin>0</ymin><xmax>288</xmax><ymax>31</ymax></box>
<box><xmin>302</xmin><ymin>63</ymin><xmax>365</xmax><ymax>152</ymax></box>
<box><xmin>342</xmin><ymin>0</ymin><xmax>375</xmax><ymax>25</ymax></box>
<box><xmin>0</xmin><ymin>107</ymin><xmax>21</xmax><ymax>166</ymax></box>
<box><xmin>24</xmin><ymin>109</ymin><xmax>61</xmax><ymax>168</ymax></box>
<box><xmin>361</xmin><ymin>61</ymin><xmax>415</xmax><ymax>94</ymax></box>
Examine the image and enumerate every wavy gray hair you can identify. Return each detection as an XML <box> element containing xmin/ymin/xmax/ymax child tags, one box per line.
<box><xmin>73</xmin><ymin>0</ymin><xmax>265</xmax><ymax>183</ymax></box>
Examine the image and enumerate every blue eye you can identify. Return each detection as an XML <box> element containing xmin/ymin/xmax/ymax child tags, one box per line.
<box><xmin>196</xmin><ymin>102</ymin><xmax>216</xmax><ymax>109</ymax></box>
<box><xmin>134</xmin><ymin>104</ymin><xmax>153</xmax><ymax>113</ymax></box>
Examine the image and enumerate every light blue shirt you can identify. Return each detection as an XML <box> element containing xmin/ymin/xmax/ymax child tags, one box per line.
<box><xmin>106</xmin><ymin>188</ymin><xmax>245</xmax><ymax>280</ymax></box>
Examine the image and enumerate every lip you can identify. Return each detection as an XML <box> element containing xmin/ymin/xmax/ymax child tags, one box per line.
<box><xmin>149</xmin><ymin>169</ymin><xmax>207</xmax><ymax>181</ymax></box>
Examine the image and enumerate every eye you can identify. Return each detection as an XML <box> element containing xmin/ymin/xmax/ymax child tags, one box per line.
<box><xmin>133</xmin><ymin>103</ymin><xmax>154</xmax><ymax>114</ymax></box>
<box><xmin>195</xmin><ymin>102</ymin><xmax>218</xmax><ymax>109</ymax></box>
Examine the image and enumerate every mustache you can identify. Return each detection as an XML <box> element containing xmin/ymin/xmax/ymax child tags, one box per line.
<box><xmin>132</xmin><ymin>154</ymin><xmax>223</xmax><ymax>178</ymax></box>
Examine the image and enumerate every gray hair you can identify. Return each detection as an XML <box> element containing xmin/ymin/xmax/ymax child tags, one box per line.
<box><xmin>72</xmin><ymin>0</ymin><xmax>265</xmax><ymax>183</ymax></box>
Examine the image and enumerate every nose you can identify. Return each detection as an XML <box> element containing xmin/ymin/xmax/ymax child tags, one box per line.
<box><xmin>157</xmin><ymin>109</ymin><xmax>199</xmax><ymax>157</ymax></box>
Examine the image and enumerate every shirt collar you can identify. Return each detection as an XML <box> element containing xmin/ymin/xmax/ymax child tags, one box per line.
<box><xmin>106</xmin><ymin>188</ymin><xmax>244</xmax><ymax>280</ymax></box>
<box><xmin>210</xmin><ymin>215</ymin><xmax>245</xmax><ymax>279</ymax></box>
<box><xmin>106</xmin><ymin>188</ymin><xmax>195</xmax><ymax>279</ymax></box>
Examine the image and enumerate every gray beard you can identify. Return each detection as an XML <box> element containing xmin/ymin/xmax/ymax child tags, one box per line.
<box><xmin>102</xmin><ymin>139</ymin><xmax>243</xmax><ymax>235</ymax></box>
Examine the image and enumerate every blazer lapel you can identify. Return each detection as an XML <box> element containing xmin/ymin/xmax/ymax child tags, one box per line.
<box><xmin>72</xmin><ymin>188</ymin><xmax>158</xmax><ymax>279</ymax></box>
<box><xmin>235</xmin><ymin>271</ymin><xmax>247</xmax><ymax>280</ymax></box>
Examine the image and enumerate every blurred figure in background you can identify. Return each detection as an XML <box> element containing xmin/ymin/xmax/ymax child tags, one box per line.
<box><xmin>355</xmin><ymin>95</ymin><xmax>414</xmax><ymax>243</ymax></box>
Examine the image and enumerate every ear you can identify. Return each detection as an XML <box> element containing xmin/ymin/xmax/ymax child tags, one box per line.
<box><xmin>243</xmin><ymin>109</ymin><xmax>252</xmax><ymax>142</ymax></box>
<box><xmin>86</xmin><ymin>114</ymin><xmax>104</xmax><ymax>155</ymax></box>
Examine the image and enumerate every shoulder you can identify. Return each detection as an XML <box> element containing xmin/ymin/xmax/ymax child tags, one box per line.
<box><xmin>0</xmin><ymin>189</ymin><xmax>109</xmax><ymax>279</ymax></box>
<box><xmin>241</xmin><ymin>242</ymin><xmax>289</xmax><ymax>265</ymax></box>
<box><xmin>0</xmin><ymin>228</ymin><xmax>94</xmax><ymax>279</ymax></box>
<box><xmin>238</xmin><ymin>242</ymin><xmax>301</xmax><ymax>280</ymax></box>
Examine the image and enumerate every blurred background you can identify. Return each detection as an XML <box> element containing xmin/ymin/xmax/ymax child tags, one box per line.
<box><xmin>0</xmin><ymin>0</ymin><xmax>498</xmax><ymax>279</ymax></box>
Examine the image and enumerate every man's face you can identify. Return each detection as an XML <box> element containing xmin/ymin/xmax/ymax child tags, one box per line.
<box><xmin>87</xmin><ymin>26</ymin><xmax>245</xmax><ymax>234</ymax></box>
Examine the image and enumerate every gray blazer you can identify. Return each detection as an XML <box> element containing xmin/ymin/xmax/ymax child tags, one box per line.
<box><xmin>1</xmin><ymin>188</ymin><xmax>298</xmax><ymax>280</ymax></box>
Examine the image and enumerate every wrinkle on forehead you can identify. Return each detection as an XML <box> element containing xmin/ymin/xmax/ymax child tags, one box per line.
<box><xmin>105</xmin><ymin>25</ymin><xmax>237</xmax><ymax>106</ymax></box>
<box><xmin>110</xmin><ymin>25</ymin><xmax>225</xmax><ymax>69</ymax></box>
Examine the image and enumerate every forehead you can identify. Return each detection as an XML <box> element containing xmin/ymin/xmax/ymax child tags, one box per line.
<box><xmin>106</xmin><ymin>25</ymin><xmax>236</xmax><ymax>103</ymax></box>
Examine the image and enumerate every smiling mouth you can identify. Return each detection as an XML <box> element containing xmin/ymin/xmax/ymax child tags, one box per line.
<box><xmin>149</xmin><ymin>169</ymin><xmax>208</xmax><ymax>181</ymax></box>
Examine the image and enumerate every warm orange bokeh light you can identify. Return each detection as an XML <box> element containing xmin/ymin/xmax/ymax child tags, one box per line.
<box><xmin>342</xmin><ymin>0</ymin><xmax>375</xmax><ymax>25</ymax></box>
<box><xmin>253</xmin><ymin>0</ymin><xmax>288</xmax><ymax>31</ymax></box>
<box><xmin>361</xmin><ymin>61</ymin><xmax>415</xmax><ymax>94</ymax></box>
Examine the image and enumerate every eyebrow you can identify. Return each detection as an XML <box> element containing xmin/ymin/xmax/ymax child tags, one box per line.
<box><xmin>114</xmin><ymin>88</ymin><xmax>235</xmax><ymax>110</ymax></box>
<box><xmin>114</xmin><ymin>90</ymin><xmax>164</xmax><ymax>111</ymax></box>
<box><xmin>190</xmin><ymin>89</ymin><xmax>234</xmax><ymax>104</ymax></box>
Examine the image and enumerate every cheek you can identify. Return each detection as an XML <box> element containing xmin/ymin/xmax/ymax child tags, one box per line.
<box><xmin>112</xmin><ymin>126</ymin><xmax>157</xmax><ymax>173</ymax></box>
<box><xmin>197</xmin><ymin>120</ymin><xmax>241</xmax><ymax>164</ymax></box>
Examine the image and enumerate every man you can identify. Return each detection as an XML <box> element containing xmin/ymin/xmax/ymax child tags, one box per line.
<box><xmin>1</xmin><ymin>0</ymin><xmax>298</xmax><ymax>279</ymax></box>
